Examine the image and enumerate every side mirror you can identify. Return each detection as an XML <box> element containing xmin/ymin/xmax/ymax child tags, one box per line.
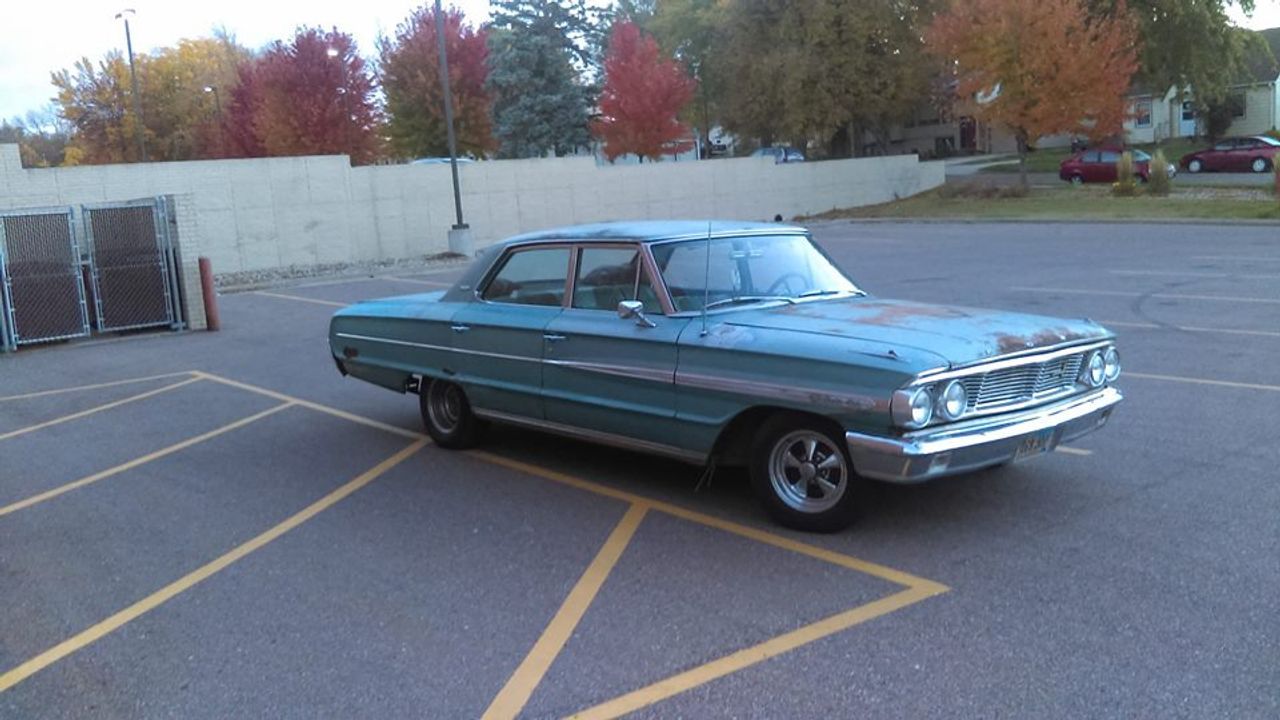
<box><xmin>617</xmin><ymin>300</ymin><xmax>656</xmax><ymax>328</ymax></box>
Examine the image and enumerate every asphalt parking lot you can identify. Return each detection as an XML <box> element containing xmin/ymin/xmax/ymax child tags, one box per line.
<box><xmin>2</xmin><ymin>221</ymin><xmax>1277</xmax><ymax>718</ymax></box>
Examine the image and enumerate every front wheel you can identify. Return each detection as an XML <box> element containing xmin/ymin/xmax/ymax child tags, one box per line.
<box><xmin>749</xmin><ymin>416</ymin><xmax>864</xmax><ymax>533</ymax></box>
<box><xmin>419</xmin><ymin>378</ymin><xmax>484</xmax><ymax>449</ymax></box>
<box><xmin>1187</xmin><ymin>158</ymin><xmax>1203</xmax><ymax>173</ymax></box>
<box><xmin>1251</xmin><ymin>157</ymin><xmax>1270</xmax><ymax>173</ymax></box>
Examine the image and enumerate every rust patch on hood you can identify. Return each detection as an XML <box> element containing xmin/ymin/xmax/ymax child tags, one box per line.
<box><xmin>993</xmin><ymin>327</ymin><xmax>1094</xmax><ymax>354</ymax></box>
<box><xmin>851</xmin><ymin>301</ymin><xmax>973</xmax><ymax>326</ymax></box>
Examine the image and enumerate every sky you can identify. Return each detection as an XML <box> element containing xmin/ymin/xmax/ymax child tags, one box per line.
<box><xmin>2</xmin><ymin>0</ymin><xmax>1279</xmax><ymax>122</ymax></box>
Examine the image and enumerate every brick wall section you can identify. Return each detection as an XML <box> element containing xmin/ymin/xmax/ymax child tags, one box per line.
<box><xmin>0</xmin><ymin>145</ymin><xmax>945</xmax><ymax>275</ymax></box>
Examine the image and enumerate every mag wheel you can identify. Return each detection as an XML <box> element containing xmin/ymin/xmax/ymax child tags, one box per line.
<box><xmin>749</xmin><ymin>415</ymin><xmax>864</xmax><ymax>533</ymax></box>
<box><xmin>419</xmin><ymin>378</ymin><xmax>483</xmax><ymax>449</ymax></box>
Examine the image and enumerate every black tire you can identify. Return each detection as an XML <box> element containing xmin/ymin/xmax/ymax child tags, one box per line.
<box><xmin>1069</xmin><ymin>174</ymin><xmax>1084</xmax><ymax>185</ymax></box>
<box><xmin>1251</xmin><ymin>157</ymin><xmax>1270</xmax><ymax>173</ymax></box>
<box><xmin>419</xmin><ymin>378</ymin><xmax>484</xmax><ymax>449</ymax></box>
<box><xmin>1187</xmin><ymin>158</ymin><xmax>1203</xmax><ymax>173</ymax></box>
<box><xmin>748</xmin><ymin>414</ymin><xmax>865</xmax><ymax>533</ymax></box>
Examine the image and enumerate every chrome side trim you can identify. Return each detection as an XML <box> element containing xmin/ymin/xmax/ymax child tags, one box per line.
<box><xmin>334</xmin><ymin>332</ymin><xmax>540</xmax><ymax>364</ymax></box>
<box><xmin>918</xmin><ymin>339</ymin><xmax>1113</xmax><ymax>381</ymax></box>
<box><xmin>545</xmin><ymin>359</ymin><xmax>674</xmax><ymax>384</ymax></box>
<box><xmin>471</xmin><ymin>408</ymin><xmax>706</xmax><ymax>465</ymax></box>
<box><xmin>675</xmin><ymin>371</ymin><xmax>883</xmax><ymax>412</ymax></box>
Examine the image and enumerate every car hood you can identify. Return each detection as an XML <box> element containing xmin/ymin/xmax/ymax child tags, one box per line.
<box><xmin>722</xmin><ymin>297</ymin><xmax>1111</xmax><ymax>368</ymax></box>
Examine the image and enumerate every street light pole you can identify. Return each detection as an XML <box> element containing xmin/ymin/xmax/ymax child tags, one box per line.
<box><xmin>434</xmin><ymin>0</ymin><xmax>467</xmax><ymax>235</ymax></box>
<box><xmin>203</xmin><ymin>85</ymin><xmax>224</xmax><ymax>156</ymax></box>
<box><xmin>116</xmin><ymin>8</ymin><xmax>147</xmax><ymax>162</ymax></box>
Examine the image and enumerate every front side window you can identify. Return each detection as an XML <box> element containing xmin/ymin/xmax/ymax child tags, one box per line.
<box><xmin>1099</xmin><ymin>150</ymin><xmax>1121</xmax><ymax>163</ymax></box>
<box><xmin>572</xmin><ymin>246</ymin><xmax>662</xmax><ymax>314</ymax></box>
<box><xmin>651</xmin><ymin>234</ymin><xmax>859</xmax><ymax>312</ymax></box>
<box><xmin>481</xmin><ymin>247</ymin><xmax>570</xmax><ymax>306</ymax></box>
<box><xmin>1213</xmin><ymin>140</ymin><xmax>1236</xmax><ymax>151</ymax></box>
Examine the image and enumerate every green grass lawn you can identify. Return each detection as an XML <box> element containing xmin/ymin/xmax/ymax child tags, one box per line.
<box><xmin>979</xmin><ymin>138</ymin><xmax>1202</xmax><ymax>174</ymax></box>
<box><xmin>814</xmin><ymin>185</ymin><xmax>1280</xmax><ymax>221</ymax></box>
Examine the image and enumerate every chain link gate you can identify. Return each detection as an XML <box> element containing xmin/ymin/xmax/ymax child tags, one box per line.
<box><xmin>82</xmin><ymin>198</ymin><xmax>181</xmax><ymax>333</ymax></box>
<box><xmin>0</xmin><ymin>207</ymin><xmax>92</xmax><ymax>351</ymax></box>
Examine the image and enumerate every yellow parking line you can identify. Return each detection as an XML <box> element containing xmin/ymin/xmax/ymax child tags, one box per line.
<box><xmin>379</xmin><ymin>276</ymin><xmax>454</xmax><ymax>287</ymax></box>
<box><xmin>1098</xmin><ymin>320</ymin><xmax>1280</xmax><ymax>339</ymax></box>
<box><xmin>1108</xmin><ymin>269</ymin><xmax>1280</xmax><ymax>280</ymax></box>
<box><xmin>194</xmin><ymin>371</ymin><xmax>426</xmax><ymax>440</ymax></box>
<box><xmin>0</xmin><ymin>438</ymin><xmax>427</xmax><ymax>692</ymax></box>
<box><xmin>0</xmin><ymin>371</ymin><xmax>198</xmax><ymax>403</ymax></box>
<box><xmin>483</xmin><ymin>504</ymin><xmax>648</xmax><ymax>720</ymax></box>
<box><xmin>253</xmin><ymin>291</ymin><xmax>347</xmax><ymax>308</ymax></box>
<box><xmin>0</xmin><ymin>403</ymin><xmax>294</xmax><ymax>518</ymax></box>
<box><xmin>1126</xmin><ymin>372</ymin><xmax>1280</xmax><ymax>393</ymax></box>
<box><xmin>569</xmin><ymin>584</ymin><xmax>941</xmax><ymax>720</ymax></box>
<box><xmin>1010</xmin><ymin>286</ymin><xmax>1280</xmax><ymax>305</ymax></box>
<box><xmin>0</xmin><ymin>377</ymin><xmax>203</xmax><ymax>442</ymax></box>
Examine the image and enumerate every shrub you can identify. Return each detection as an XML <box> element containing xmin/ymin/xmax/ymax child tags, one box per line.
<box><xmin>1112</xmin><ymin>151</ymin><xmax>1139</xmax><ymax>197</ymax></box>
<box><xmin>1148</xmin><ymin>149</ymin><xmax>1172</xmax><ymax>197</ymax></box>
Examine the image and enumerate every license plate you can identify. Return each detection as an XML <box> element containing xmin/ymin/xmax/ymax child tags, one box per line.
<box><xmin>1014</xmin><ymin>428</ymin><xmax>1055</xmax><ymax>461</ymax></box>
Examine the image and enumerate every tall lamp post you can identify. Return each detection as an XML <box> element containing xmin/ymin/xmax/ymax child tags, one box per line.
<box><xmin>203</xmin><ymin>85</ymin><xmax>224</xmax><ymax>156</ymax></box>
<box><xmin>115</xmin><ymin>8</ymin><xmax>147</xmax><ymax>162</ymax></box>
<box><xmin>434</xmin><ymin>0</ymin><xmax>471</xmax><ymax>255</ymax></box>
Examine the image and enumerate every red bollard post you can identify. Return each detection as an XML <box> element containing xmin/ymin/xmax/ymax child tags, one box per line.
<box><xmin>198</xmin><ymin>257</ymin><xmax>220</xmax><ymax>331</ymax></box>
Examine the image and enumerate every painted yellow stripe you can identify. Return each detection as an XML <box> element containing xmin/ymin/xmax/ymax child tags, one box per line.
<box><xmin>379</xmin><ymin>276</ymin><xmax>454</xmax><ymax>287</ymax></box>
<box><xmin>470</xmin><ymin>451</ymin><xmax>946</xmax><ymax>593</ymax></box>
<box><xmin>0</xmin><ymin>377</ymin><xmax>202</xmax><ymax>442</ymax></box>
<box><xmin>253</xmin><ymin>291</ymin><xmax>346</xmax><ymax>307</ymax></box>
<box><xmin>0</xmin><ymin>371</ymin><xmax>198</xmax><ymax>403</ymax></box>
<box><xmin>194</xmin><ymin>371</ymin><xmax>426</xmax><ymax>440</ymax></box>
<box><xmin>1108</xmin><ymin>269</ymin><xmax>1280</xmax><ymax>280</ymax></box>
<box><xmin>1126</xmin><ymin>371</ymin><xmax>1280</xmax><ymax>392</ymax></box>
<box><xmin>0</xmin><ymin>438</ymin><xmax>426</xmax><ymax>692</ymax></box>
<box><xmin>483</xmin><ymin>503</ymin><xmax>648</xmax><ymax>720</ymax></box>
<box><xmin>568</xmin><ymin>584</ymin><xmax>942</xmax><ymax>720</ymax></box>
<box><xmin>0</xmin><ymin>403</ymin><xmax>294</xmax><ymax>518</ymax></box>
<box><xmin>1098</xmin><ymin>320</ymin><xmax>1280</xmax><ymax>339</ymax></box>
<box><xmin>1010</xmin><ymin>286</ymin><xmax>1280</xmax><ymax>305</ymax></box>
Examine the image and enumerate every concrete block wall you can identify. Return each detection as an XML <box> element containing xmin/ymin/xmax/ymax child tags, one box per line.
<box><xmin>0</xmin><ymin>144</ymin><xmax>945</xmax><ymax>275</ymax></box>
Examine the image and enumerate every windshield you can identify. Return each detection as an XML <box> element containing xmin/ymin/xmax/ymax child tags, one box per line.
<box><xmin>1131</xmin><ymin>150</ymin><xmax>1152</xmax><ymax>162</ymax></box>
<box><xmin>1257</xmin><ymin>136</ymin><xmax>1280</xmax><ymax>147</ymax></box>
<box><xmin>650</xmin><ymin>234</ymin><xmax>861</xmax><ymax>312</ymax></box>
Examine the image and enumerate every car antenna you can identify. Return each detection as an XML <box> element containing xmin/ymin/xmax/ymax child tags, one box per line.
<box><xmin>700</xmin><ymin>221</ymin><xmax>712</xmax><ymax>337</ymax></box>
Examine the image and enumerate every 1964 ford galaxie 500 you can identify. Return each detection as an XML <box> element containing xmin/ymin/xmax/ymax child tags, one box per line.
<box><xmin>329</xmin><ymin>221</ymin><xmax>1122</xmax><ymax>532</ymax></box>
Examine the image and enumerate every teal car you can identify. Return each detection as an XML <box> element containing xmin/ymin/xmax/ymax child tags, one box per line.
<box><xmin>329</xmin><ymin>221</ymin><xmax>1122</xmax><ymax>532</ymax></box>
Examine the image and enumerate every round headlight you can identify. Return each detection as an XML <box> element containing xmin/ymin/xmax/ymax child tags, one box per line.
<box><xmin>938</xmin><ymin>379</ymin><xmax>967</xmax><ymax>421</ymax></box>
<box><xmin>1103</xmin><ymin>347</ymin><xmax>1121</xmax><ymax>381</ymax></box>
<box><xmin>1086</xmin><ymin>351</ymin><xmax>1106</xmax><ymax>387</ymax></box>
<box><xmin>909</xmin><ymin>386</ymin><xmax>934</xmax><ymax>426</ymax></box>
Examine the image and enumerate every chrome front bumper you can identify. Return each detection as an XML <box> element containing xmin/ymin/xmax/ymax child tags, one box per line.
<box><xmin>845</xmin><ymin>387</ymin><xmax>1122</xmax><ymax>483</ymax></box>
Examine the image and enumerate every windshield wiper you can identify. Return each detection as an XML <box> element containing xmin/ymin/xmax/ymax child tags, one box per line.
<box><xmin>703</xmin><ymin>295</ymin><xmax>795</xmax><ymax>310</ymax></box>
<box><xmin>798</xmin><ymin>289</ymin><xmax>865</xmax><ymax>299</ymax></box>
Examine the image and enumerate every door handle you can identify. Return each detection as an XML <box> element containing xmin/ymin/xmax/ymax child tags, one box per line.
<box><xmin>450</xmin><ymin>324</ymin><xmax>470</xmax><ymax>333</ymax></box>
<box><xmin>543</xmin><ymin>333</ymin><xmax>567</xmax><ymax>342</ymax></box>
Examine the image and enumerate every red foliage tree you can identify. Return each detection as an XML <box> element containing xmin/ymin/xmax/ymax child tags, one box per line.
<box><xmin>927</xmin><ymin>0</ymin><xmax>1140</xmax><ymax>187</ymax></box>
<box><xmin>379</xmin><ymin>6</ymin><xmax>494</xmax><ymax>159</ymax></box>
<box><xmin>593</xmin><ymin>21</ymin><xmax>697</xmax><ymax>162</ymax></box>
<box><xmin>223</xmin><ymin>28</ymin><xmax>381</xmax><ymax>163</ymax></box>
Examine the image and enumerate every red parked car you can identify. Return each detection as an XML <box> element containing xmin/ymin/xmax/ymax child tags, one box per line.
<box><xmin>1180</xmin><ymin>136</ymin><xmax>1280</xmax><ymax>173</ymax></box>
<box><xmin>1058</xmin><ymin>147</ymin><xmax>1176</xmax><ymax>184</ymax></box>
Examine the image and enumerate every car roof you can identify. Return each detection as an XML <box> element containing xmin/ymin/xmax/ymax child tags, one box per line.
<box><xmin>497</xmin><ymin>220</ymin><xmax>807</xmax><ymax>246</ymax></box>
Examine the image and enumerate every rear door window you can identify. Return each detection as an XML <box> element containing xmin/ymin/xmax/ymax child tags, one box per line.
<box><xmin>572</xmin><ymin>247</ymin><xmax>663</xmax><ymax>314</ymax></box>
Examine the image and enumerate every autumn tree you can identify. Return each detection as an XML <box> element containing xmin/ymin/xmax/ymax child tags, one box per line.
<box><xmin>647</xmin><ymin>0</ymin><xmax>725</xmax><ymax>156</ymax></box>
<box><xmin>0</xmin><ymin>107</ymin><xmax>71</xmax><ymax>167</ymax></box>
<box><xmin>225</xmin><ymin>28</ymin><xmax>381</xmax><ymax>163</ymax></box>
<box><xmin>928</xmin><ymin>0</ymin><xmax>1140</xmax><ymax>187</ymax></box>
<box><xmin>486</xmin><ymin>0</ymin><xmax>594</xmax><ymax>158</ymax></box>
<box><xmin>594</xmin><ymin>21</ymin><xmax>696</xmax><ymax>162</ymax></box>
<box><xmin>379</xmin><ymin>5</ymin><xmax>494</xmax><ymax>160</ymax></box>
<box><xmin>51</xmin><ymin>35</ymin><xmax>249</xmax><ymax>164</ymax></box>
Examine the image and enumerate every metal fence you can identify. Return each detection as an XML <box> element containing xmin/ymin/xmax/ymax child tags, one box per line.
<box><xmin>0</xmin><ymin>208</ymin><xmax>91</xmax><ymax>350</ymax></box>
<box><xmin>84</xmin><ymin>199</ymin><xmax>180</xmax><ymax>333</ymax></box>
<box><xmin>0</xmin><ymin>197</ymin><xmax>185</xmax><ymax>352</ymax></box>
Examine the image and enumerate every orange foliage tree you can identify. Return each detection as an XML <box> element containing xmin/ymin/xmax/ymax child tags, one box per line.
<box><xmin>593</xmin><ymin>21</ymin><xmax>697</xmax><ymax>163</ymax></box>
<box><xmin>927</xmin><ymin>0</ymin><xmax>1140</xmax><ymax>187</ymax></box>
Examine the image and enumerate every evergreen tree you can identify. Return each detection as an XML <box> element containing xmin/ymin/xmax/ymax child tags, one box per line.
<box><xmin>486</xmin><ymin>0</ymin><xmax>594</xmax><ymax>158</ymax></box>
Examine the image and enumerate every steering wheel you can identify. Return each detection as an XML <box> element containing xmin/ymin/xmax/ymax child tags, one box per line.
<box><xmin>766</xmin><ymin>273</ymin><xmax>808</xmax><ymax>296</ymax></box>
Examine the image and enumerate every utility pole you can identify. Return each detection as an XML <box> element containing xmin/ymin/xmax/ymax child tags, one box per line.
<box><xmin>203</xmin><ymin>85</ymin><xmax>224</xmax><ymax>156</ymax></box>
<box><xmin>116</xmin><ymin>8</ymin><xmax>147</xmax><ymax>162</ymax></box>
<box><xmin>434</xmin><ymin>0</ymin><xmax>472</xmax><ymax>255</ymax></box>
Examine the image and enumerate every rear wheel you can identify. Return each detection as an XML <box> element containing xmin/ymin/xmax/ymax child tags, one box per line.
<box><xmin>419</xmin><ymin>378</ymin><xmax>484</xmax><ymax>448</ymax></box>
<box><xmin>1069</xmin><ymin>173</ymin><xmax>1085</xmax><ymax>185</ymax></box>
<box><xmin>1251</xmin><ymin>157</ymin><xmax>1270</xmax><ymax>173</ymax></box>
<box><xmin>1187</xmin><ymin>158</ymin><xmax>1203</xmax><ymax>173</ymax></box>
<box><xmin>749</xmin><ymin>415</ymin><xmax>864</xmax><ymax>533</ymax></box>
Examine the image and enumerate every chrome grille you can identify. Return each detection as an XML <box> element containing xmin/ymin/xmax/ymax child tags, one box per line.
<box><xmin>960</xmin><ymin>352</ymin><xmax>1085</xmax><ymax>412</ymax></box>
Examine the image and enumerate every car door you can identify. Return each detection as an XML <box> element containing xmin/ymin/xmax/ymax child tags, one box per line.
<box><xmin>1095</xmin><ymin>150</ymin><xmax>1121</xmax><ymax>182</ymax></box>
<box><xmin>448</xmin><ymin>244</ymin><xmax>570</xmax><ymax>420</ymax></box>
<box><xmin>541</xmin><ymin>244</ymin><xmax>691</xmax><ymax>448</ymax></box>
<box><xmin>1207</xmin><ymin>139</ymin><xmax>1236</xmax><ymax>171</ymax></box>
<box><xmin>1234</xmin><ymin>139</ymin><xmax>1261</xmax><ymax>171</ymax></box>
